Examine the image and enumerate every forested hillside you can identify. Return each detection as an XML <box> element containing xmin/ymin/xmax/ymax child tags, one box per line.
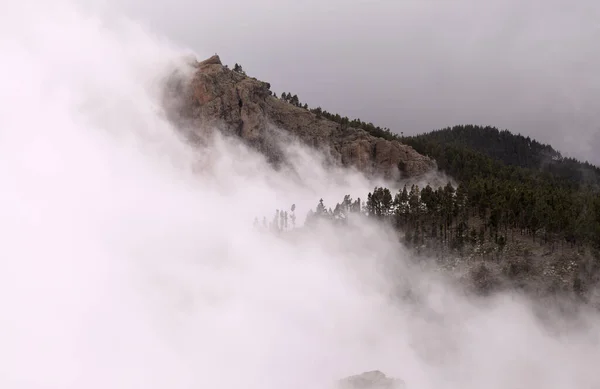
<box><xmin>399</xmin><ymin>125</ymin><xmax>600</xmax><ymax>251</ymax></box>
<box><xmin>269</xmin><ymin>88</ymin><xmax>600</xmax><ymax>254</ymax></box>
<box><xmin>259</xmin><ymin>176</ymin><xmax>600</xmax><ymax>296</ymax></box>
<box><xmin>256</xmin><ymin>94</ymin><xmax>600</xmax><ymax>296</ymax></box>
<box><xmin>404</xmin><ymin>125</ymin><xmax>600</xmax><ymax>189</ymax></box>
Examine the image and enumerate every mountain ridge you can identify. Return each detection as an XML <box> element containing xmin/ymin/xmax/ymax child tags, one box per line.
<box><xmin>166</xmin><ymin>55</ymin><xmax>600</xmax><ymax>299</ymax></box>
<box><xmin>165</xmin><ymin>55</ymin><xmax>436</xmax><ymax>181</ymax></box>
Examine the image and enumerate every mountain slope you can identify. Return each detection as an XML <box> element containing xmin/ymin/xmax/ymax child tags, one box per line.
<box><xmin>404</xmin><ymin>125</ymin><xmax>600</xmax><ymax>189</ymax></box>
<box><xmin>168</xmin><ymin>56</ymin><xmax>600</xmax><ymax>266</ymax></box>
<box><xmin>165</xmin><ymin>55</ymin><xmax>435</xmax><ymax>180</ymax></box>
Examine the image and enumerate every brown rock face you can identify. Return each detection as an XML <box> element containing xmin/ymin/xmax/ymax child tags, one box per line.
<box><xmin>168</xmin><ymin>55</ymin><xmax>435</xmax><ymax>179</ymax></box>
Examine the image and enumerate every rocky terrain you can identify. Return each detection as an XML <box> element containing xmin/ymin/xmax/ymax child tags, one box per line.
<box><xmin>339</xmin><ymin>371</ymin><xmax>406</xmax><ymax>389</ymax></box>
<box><xmin>165</xmin><ymin>55</ymin><xmax>435</xmax><ymax>180</ymax></box>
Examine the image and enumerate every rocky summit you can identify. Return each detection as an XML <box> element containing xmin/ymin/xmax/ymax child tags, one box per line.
<box><xmin>166</xmin><ymin>55</ymin><xmax>435</xmax><ymax>180</ymax></box>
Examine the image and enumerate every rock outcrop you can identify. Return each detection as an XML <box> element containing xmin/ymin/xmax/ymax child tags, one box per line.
<box><xmin>169</xmin><ymin>55</ymin><xmax>435</xmax><ymax>179</ymax></box>
<box><xmin>338</xmin><ymin>371</ymin><xmax>406</xmax><ymax>389</ymax></box>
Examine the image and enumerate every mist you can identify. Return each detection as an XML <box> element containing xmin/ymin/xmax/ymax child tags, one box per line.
<box><xmin>2</xmin><ymin>1</ymin><xmax>600</xmax><ymax>388</ymax></box>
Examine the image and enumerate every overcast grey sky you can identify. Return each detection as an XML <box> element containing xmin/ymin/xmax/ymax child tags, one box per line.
<box><xmin>115</xmin><ymin>0</ymin><xmax>600</xmax><ymax>165</ymax></box>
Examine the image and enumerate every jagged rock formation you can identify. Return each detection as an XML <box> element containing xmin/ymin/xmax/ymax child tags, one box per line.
<box><xmin>168</xmin><ymin>55</ymin><xmax>435</xmax><ymax>179</ymax></box>
<box><xmin>338</xmin><ymin>371</ymin><xmax>406</xmax><ymax>389</ymax></box>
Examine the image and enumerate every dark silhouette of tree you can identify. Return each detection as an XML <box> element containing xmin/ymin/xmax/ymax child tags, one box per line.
<box><xmin>290</xmin><ymin>94</ymin><xmax>300</xmax><ymax>107</ymax></box>
<box><xmin>233</xmin><ymin>63</ymin><xmax>246</xmax><ymax>75</ymax></box>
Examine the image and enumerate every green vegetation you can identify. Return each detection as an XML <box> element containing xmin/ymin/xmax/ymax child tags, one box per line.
<box><xmin>404</xmin><ymin>125</ymin><xmax>600</xmax><ymax>189</ymax></box>
<box><xmin>401</xmin><ymin>125</ymin><xmax>600</xmax><ymax>251</ymax></box>
<box><xmin>233</xmin><ymin>63</ymin><xmax>246</xmax><ymax>76</ymax></box>
<box><xmin>255</xmin><ymin>121</ymin><xmax>600</xmax><ymax>294</ymax></box>
<box><xmin>263</xmin><ymin>179</ymin><xmax>599</xmax><ymax>252</ymax></box>
<box><xmin>266</xmin><ymin>89</ymin><xmax>600</xmax><ymax>252</ymax></box>
<box><xmin>246</xmin><ymin>77</ymin><xmax>600</xmax><ymax>296</ymax></box>
<box><xmin>258</xmin><ymin>177</ymin><xmax>600</xmax><ymax>296</ymax></box>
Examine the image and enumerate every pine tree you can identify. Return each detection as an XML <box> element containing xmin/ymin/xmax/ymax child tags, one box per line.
<box><xmin>233</xmin><ymin>63</ymin><xmax>246</xmax><ymax>75</ymax></box>
<box><xmin>290</xmin><ymin>204</ymin><xmax>296</xmax><ymax>228</ymax></box>
<box><xmin>290</xmin><ymin>94</ymin><xmax>300</xmax><ymax>106</ymax></box>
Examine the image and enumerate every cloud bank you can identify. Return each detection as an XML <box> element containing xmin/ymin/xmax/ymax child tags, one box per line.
<box><xmin>1</xmin><ymin>1</ymin><xmax>600</xmax><ymax>388</ymax></box>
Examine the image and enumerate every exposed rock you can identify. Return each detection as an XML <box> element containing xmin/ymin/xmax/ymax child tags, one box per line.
<box><xmin>198</xmin><ymin>54</ymin><xmax>223</xmax><ymax>66</ymax></box>
<box><xmin>338</xmin><ymin>371</ymin><xmax>406</xmax><ymax>389</ymax></box>
<box><xmin>168</xmin><ymin>55</ymin><xmax>436</xmax><ymax>179</ymax></box>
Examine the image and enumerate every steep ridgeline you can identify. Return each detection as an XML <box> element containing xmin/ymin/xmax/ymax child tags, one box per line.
<box><xmin>168</xmin><ymin>55</ymin><xmax>435</xmax><ymax>180</ymax></box>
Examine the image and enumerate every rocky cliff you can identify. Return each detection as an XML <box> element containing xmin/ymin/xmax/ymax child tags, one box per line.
<box><xmin>167</xmin><ymin>55</ymin><xmax>435</xmax><ymax>179</ymax></box>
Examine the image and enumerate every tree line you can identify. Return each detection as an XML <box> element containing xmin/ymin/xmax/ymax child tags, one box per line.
<box><xmin>251</xmin><ymin>124</ymin><xmax>600</xmax><ymax>253</ymax></box>
<box><xmin>228</xmin><ymin>62</ymin><xmax>400</xmax><ymax>140</ymax></box>
<box><xmin>257</xmin><ymin>179</ymin><xmax>600</xmax><ymax>253</ymax></box>
<box><xmin>403</xmin><ymin>125</ymin><xmax>600</xmax><ymax>190</ymax></box>
<box><xmin>242</xmin><ymin>68</ymin><xmax>600</xmax><ymax>253</ymax></box>
<box><xmin>273</xmin><ymin>91</ymin><xmax>401</xmax><ymax>140</ymax></box>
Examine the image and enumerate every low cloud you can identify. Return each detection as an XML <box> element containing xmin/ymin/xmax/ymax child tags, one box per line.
<box><xmin>1</xmin><ymin>1</ymin><xmax>600</xmax><ymax>388</ymax></box>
